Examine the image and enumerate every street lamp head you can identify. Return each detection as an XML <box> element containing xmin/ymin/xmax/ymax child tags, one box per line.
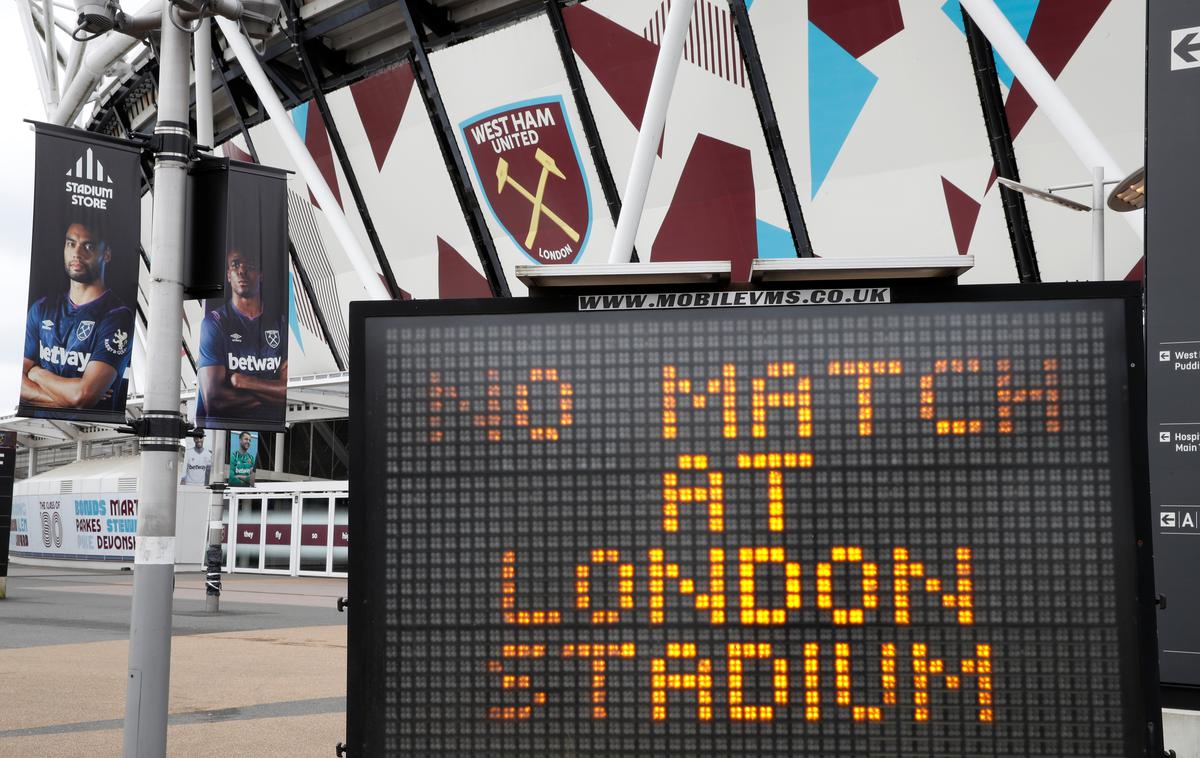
<box><xmin>1107</xmin><ymin>167</ymin><xmax>1145</xmax><ymax>213</ymax></box>
<box><xmin>72</xmin><ymin>0</ymin><xmax>118</xmax><ymax>37</ymax></box>
<box><xmin>996</xmin><ymin>176</ymin><xmax>1091</xmax><ymax>212</ymax></box>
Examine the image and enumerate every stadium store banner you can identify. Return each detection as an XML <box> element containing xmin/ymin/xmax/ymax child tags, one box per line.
<box><xmin>19</xmin><ymin>124</ymin><xmax>141</xmax><ymax>424</ymax></box>
<box><xmin>194</xmin><ymin>162</ymin><xmax>290</xmax><ymax>433</ymax></box>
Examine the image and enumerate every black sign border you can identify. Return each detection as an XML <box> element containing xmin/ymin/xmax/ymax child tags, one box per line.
<box><xmin>347</xmin><ymin>281</ymin><xmax>1161</xmax><ymax>756</ymax></box>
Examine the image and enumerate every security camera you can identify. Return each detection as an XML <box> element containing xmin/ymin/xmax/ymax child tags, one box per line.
<box><xmin>72</xmin><ymin>0</ymin><xmax>119</xmax><ymax>37</ymax></box>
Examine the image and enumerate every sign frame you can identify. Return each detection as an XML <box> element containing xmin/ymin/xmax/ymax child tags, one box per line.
<box><xmin>347</xmin><ymin>281</ymin><xmax>1161</xmax><ymax>756</ymax></box>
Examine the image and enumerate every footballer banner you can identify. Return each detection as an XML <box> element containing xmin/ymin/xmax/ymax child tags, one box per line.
<box><xmin>20</xmin><ymin>123</ymin><xmax>141</xmax><ymax>424</ymax></box>
<box><xmin>228</xmin><ymin>430</ymin><xmax>259</xmax><ymax>487</ymax></box>
<box><xmin>195</xmin><ymin>162</ymin><xmax>289</xmax><ymax>433</ymax></box>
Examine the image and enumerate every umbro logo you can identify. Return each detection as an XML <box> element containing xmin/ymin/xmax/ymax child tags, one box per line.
<box><xmin>230</xmin><ymin>333</ymin><xmax>243</xmax><ymax>343</ymax></box>
<box><xmin>41</xmin><ymin>320</ymin><xmax>53</xmax><ymax>330</ymax></box>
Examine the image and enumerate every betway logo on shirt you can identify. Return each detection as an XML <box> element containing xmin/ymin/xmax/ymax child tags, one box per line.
<box><xmin>40</xmin><ymin>343</ymin><xmax>90</xmax><ymax>372</ymax></box>
<box><xmin>228</xmin><ymin>353</ymin><xmax>282</xmax><ymax>373</ymax></box>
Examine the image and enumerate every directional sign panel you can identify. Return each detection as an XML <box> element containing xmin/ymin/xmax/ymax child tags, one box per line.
<box><xmin>1149</xmin><ymin>0</ymin><xmax>1200</xmax><ymax>687</ymax></box>
<box><xmin>348</xmin><ymin>285</ymin><xmax>1159</xmax><ymax>757</ymax></box>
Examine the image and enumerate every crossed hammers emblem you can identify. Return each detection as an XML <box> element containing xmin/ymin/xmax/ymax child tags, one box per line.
<box><xmin>497</xmin><ymin>148</ymin><xmax>582</xmax><ymax>250</ymax></box>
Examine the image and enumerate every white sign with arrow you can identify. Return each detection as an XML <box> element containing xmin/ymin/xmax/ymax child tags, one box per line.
<box><xmin>1172</xmin><ymin>26</ymin><xmax>1200</xmax><ymax>70</ymax></box>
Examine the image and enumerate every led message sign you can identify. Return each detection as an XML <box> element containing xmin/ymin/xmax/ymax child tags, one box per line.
<box><xmin>348</xmin><ymin>285</ymin><xmax>1159</xmax><ymax>757</ymax></box>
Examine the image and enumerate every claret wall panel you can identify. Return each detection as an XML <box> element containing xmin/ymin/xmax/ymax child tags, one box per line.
<box><xmin>325</xmin><ymin>61</ymin><xmax>490</xmax><ymax>301</ymax></box>
<box><xmin>563</xmin><ymin>0</ymin><xmax>794</xmax><ymax>280</ymax></box>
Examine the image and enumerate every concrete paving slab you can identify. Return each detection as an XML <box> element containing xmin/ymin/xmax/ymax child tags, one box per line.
<box><xmin>0</xmin><ymin>625</ymin><xmax>345</xmax><ymax>732</ymax></box>
<box><xmin>0</xmin><ymin>565</ymin><xmax>347</xmax><ymax>757</ymax></box>
<box><xmin>0</xmin><ymin>712</ymin><xmax>346</xmax><ymax>758</ymax></box>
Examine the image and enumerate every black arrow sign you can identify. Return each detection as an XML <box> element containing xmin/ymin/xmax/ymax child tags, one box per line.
<box><xmin>1175</xmin><ymin>31</ymin><xmax>1200</xmax><ymax>63</ymax></box>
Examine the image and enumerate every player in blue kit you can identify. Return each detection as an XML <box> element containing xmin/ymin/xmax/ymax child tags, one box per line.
<box><xmin>196</xmin><ymin>245</ymin><xmax>288</xmax><ymax>426</ymax></box>
<box><xmin>22</xmin><ymin>221</ymin><xmax>133</xmax><ymax>412</ymax></box>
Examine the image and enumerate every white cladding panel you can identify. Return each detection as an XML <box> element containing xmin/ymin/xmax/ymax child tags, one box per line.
<box><xmin>325</xmin><ymin>62</ymin><xmax>486</xmax><ymax>300</ymax></box>
<box><xmin>566</xmin><ymin>0</ymin><xmax>792</xmax><ymax>279</ymax></box>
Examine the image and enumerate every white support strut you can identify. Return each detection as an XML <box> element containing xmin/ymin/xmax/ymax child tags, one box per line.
<box><xmin>16</xmin><ymin>0</ymin><xmax>56</xmax><ymax>115</ymax></box>
<box><xmin>41</xmin><ymin>0</ymin><xmax>59</xmax><ymax>106</ymax></box>
<box><xmin>608</xmin><ymin>0</ymin><xmax>695</xmax><ymax>264</ymax></box>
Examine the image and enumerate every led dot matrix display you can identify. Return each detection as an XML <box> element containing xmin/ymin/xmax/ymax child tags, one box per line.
<box><xmin>349</xmin><ymin>291</ymin><xmax>1156</xmax><ymax>757</ymax></box>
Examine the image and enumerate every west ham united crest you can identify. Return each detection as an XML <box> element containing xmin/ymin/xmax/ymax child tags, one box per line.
<box><xmin>461</xmin><ymin>96</ymin><xmax>592</xmax><ymax>265</ymax></box>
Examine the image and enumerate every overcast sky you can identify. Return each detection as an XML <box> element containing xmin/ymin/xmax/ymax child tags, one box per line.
<box><xmin>0</xmin><ymin>1</ymin><xmax>41</xmax><ymax>414</ymax></box>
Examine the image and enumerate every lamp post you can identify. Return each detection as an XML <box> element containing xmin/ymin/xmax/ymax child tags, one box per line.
<box><xmin>64</xmin><ymin>1</ymin><xmax>280</xmax><ymax>754</ymax></box>
<box><xmin>997</xmin><ymin>170</ymin><xmax>1118</xmax><ymax>281</ymax></box>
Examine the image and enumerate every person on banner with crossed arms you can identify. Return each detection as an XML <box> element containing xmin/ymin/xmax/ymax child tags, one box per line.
<box><xmin>196</xmin><ymin>237</ymin><xmax>288</xmax><ymax>428</ymax></box>
<box><xmin>22</xmin><ymin>215</ymin><xmax>133</xmax><ymax>412</ymax></box>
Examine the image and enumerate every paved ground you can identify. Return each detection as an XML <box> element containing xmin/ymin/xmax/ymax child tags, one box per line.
<box><xmin>0</xmin><ymin>564</ymin><xmax>346</xmax><ymax>757</ymax></box>
<box><xmin>4</xmin><ymin>564</ymin><xmax>1197</xmax><ymax>757</ymax></box>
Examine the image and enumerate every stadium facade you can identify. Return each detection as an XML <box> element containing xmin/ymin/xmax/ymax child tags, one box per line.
<box><xmin>6</xmin><ymin>0</ymin><xmax>1146</xmax><ymax>577</ymax></box>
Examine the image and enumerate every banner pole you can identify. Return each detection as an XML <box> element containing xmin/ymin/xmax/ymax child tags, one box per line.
<box><xmin>1091</xmin><ymin>166</ymin><xmax>1105</xmax><ymax>281</ymax></box>
<box><xmin>0</xmin><ymin>433</ymin><xmax>16</xmax><ymax>600</ymax></box>
<box><xmin>607</xmin><ymin>0</ymin><xmax>695</xmax><ymax>264</ymax></box>
<box><xmin>205</xmin><ymin>430</ymin><xmax>227</xmax><ymax>612</ymax></box>
<box><xmin>122</xmin><ymin>1</ymin><xmax>191</xmax><ymax>754</ymax></box>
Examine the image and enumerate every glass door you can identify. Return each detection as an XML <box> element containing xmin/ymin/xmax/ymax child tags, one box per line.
<box><xmin>233</xmin><ymin>497</ymin><xmax>263</xmax><ymax>571</ymax></box>
<box><xmin>332</xmin><ymin>495</ymin><xmax>348</xmax><ymax>576</ymax></box>
<box><xmin>262</xmin><ymin>496</ymin><xmax>295</xmax><ymax>574</ymax></box>
<box><xmin>298</xmin><ymin>495</ymin><xmax>332</xmax><ymax>575</ymax></box>
<box><xmin>225</xmin><ymin>489</ymin><xmax>348</xmax><ymax>576</ymax></box>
